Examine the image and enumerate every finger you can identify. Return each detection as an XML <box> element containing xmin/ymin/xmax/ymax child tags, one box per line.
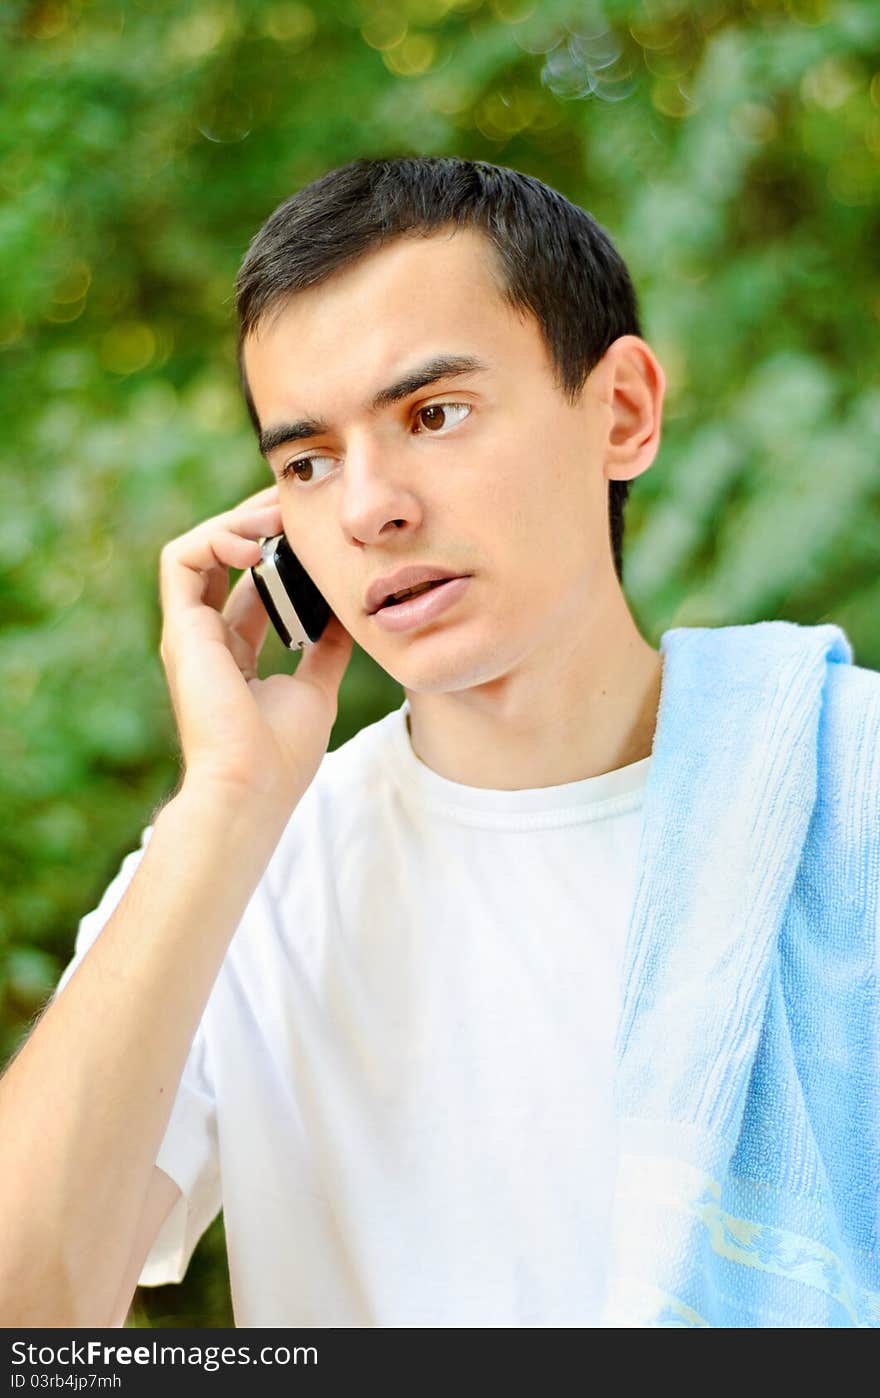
<box><xmin>161</xmin><ymin>529</ymin><xmax>264</xmax><ymax>618</ymax></box>
<box><xmin>160</xmin><ymin>504</ymin><xmax>283</xmax><ymax>615</ymax></box>
<box><xmin>201</xmin><ymin>506</ymin><xmax>285</xmax><ymax>613</ymax></box>
<box><xmin>295</xmin><ymin>612</ymin><xmax>355</xmax><ymax>702</ymax></box>
<box><xmin>222</xmin><ymin>567</ymin><xmax>272</xmax><ymax>655</ymax></box>
<box><xmin>221</xmin><ymin>501</ymin><xmax>284</xmax><ymax>533</ymax></box>
<box><xmin>225</xmin><ymin>620</ymin><xmax>259</xmax><ymax>680</ymax></box>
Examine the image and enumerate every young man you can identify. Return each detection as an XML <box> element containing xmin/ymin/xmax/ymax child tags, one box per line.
<box><xmin>1</xmin><ymin>158</ymin><xmax>877</xmax><ymax>1329</ymax></box>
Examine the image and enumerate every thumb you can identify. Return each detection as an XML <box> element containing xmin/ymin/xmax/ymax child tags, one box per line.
<box><xmin>294</xmin><ymin>613</ymin><xmax>355</xmax><ymax>703</ymax></box>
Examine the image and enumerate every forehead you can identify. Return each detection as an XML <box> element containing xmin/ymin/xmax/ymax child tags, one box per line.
<box><xmin>241</xmin><ymin>227</ymin><xmax>538</xmax><ymax>420</ymax></box>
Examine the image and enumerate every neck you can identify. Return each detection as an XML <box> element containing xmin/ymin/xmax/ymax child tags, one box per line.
<box><xmin>404</xmin><ymin>589</ymin><xmax>664</xmax><ymax>791</ymax></box>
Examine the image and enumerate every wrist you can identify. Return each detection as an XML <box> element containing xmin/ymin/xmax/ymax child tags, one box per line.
<box><xmin>161</xmin><ymin>776</ymin><xmax>296</xmax><ymax>846</ymax></box>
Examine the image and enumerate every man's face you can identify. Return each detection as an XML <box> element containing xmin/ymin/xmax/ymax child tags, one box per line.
<box><xmin>242</xmin><ymin>226</ymin><xmax>618</xmax><ymax>695</ymax></box>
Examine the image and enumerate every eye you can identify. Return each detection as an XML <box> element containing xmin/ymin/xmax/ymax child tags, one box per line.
<box><xmin>414</xmin><ymin>402</ymin><xmax>471</xmax><ymax>434</ymax></box>
<box><xmin>278</xmin><ymin>454</ymin><xmax>336</xmax><ymax>486</ymax></box>
<box><xmin>279</xmin><ymin>402</ymin><xmax>472</xmax><ymax>489</ymax></box>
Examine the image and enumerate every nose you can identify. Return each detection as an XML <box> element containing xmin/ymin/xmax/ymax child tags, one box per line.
<box><xmin>337</xmin><ymin>431</ymin><xmax>424</xmax><ymax>544</ymax></box>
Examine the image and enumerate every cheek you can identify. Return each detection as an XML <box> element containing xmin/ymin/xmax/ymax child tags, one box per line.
<box><xmin>281</xmin><ymin>501</ymin><xmax>314</xmax><ymax>547</ymax></box>
<box><xmin>474</xmin><ymin>456</ymin><xmax>571</xmax><ymax>550</ymax></box>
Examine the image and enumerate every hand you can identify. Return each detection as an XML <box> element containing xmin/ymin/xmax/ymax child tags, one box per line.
<box><xmin>158</xmin><ymin>483</ymin><xmax>354</xmax><ymax>811</ymax></box>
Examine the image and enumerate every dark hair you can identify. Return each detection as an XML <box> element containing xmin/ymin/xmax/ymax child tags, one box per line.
<box><xmin>235</xmin><ymin>156</ymin><xmax>644</xmax><ymax>584</ymax></box>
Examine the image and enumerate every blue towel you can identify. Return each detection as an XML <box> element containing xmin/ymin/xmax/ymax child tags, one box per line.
<box><xmin>598</xmin><ymin>619</ymin><xmax>880</xmax><ymax>1327</ymax></box>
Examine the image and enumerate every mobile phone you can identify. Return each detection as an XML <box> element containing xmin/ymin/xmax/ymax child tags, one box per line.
<box><xmin>250</xmin><ymin>533</ymin><xmax>332</xmax><ymax>650</ymax></box>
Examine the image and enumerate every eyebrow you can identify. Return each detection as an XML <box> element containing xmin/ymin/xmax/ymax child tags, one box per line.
<box><xmin>257</xmin><ymin>353</ymin><xmax>491</xmax><ymax>458</ymax></box>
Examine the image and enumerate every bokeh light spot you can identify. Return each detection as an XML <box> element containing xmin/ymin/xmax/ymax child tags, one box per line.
<box><xmin>362</xmin><ymin>10</ymin><xmax>408</xmax><ymax>50</ymax></box>
<box><xmin>99</xmin><ymin>323</ymin><xmax>156</xmax><ymax>376</ymax></box>
<box><xmin>53</xmin><ymin>261</ymin><xmax>92</xmax><ymax>305</ymax></box>
<box><xmin>800</xmin><ymin>55</ymin><xmax>864</xmax><ymax>111</ymax></box>
<box><xmin>381</xmin><ymin>33</ymin><xmax>438</xmax><ymax>75</ymax></box>
<box><xmin>489</xmin><ymin>0</ymin><xmax>536</xmax><ymax>22</ymax></box>
<box><xmin>260</xmin><ymin>2</ymin><xmax>316</xmax><ymax>46</ymax></box>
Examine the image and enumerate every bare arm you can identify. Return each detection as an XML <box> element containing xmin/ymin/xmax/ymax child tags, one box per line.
<box><xmin>0</xmin><ymin>784</ymin><xmax>289</xmax><ymax>1327</ymax></box>
<box><xmin>109</xmin><ymin>1167</ymin><xmax>182</xmax><ymax>1328</ymax></box>
<box><xmin>0</xmin><ymin>484</ymin><xmax>352</xmax><ymax>1328</ymax></box>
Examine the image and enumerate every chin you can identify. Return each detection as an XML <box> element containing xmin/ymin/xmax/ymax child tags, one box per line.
<box><xmin>383</xmin><ymin>639</ymin><xmax>519</xmax><ymax>696</ymax></box>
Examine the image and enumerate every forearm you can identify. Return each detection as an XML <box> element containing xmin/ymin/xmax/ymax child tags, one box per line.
<box><xmin>0</xmin><ymin>781</ymin><xmax>290</xmax><ymax>1326</ymax></box>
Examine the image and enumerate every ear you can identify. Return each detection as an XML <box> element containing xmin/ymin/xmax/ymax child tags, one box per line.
<box><xmin>594</xmin><ymin>335</ymin><xmax>666</xmax><ymax>484</ymax></box>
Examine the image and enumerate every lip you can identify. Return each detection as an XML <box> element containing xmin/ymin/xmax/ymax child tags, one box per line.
<box><xmin>365</xmin><ymin>564</ymin><xmax>467</xmax><ymax>616</ymax></box>
<box><xmin>370</xmin><ymin>576</ymin><xmax>472</xmax><ymax>633</ymax></box>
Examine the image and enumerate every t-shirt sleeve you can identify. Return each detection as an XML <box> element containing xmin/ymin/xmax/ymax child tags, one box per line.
<box><xmin>51</xmin><ymin>822</ymin><xmax>223</xmax><ymax>1288</ymax></box>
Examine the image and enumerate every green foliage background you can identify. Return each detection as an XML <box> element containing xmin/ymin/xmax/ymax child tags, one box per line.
<box><xmin>1</xmin><ymin>0</ymin><xmax>878</xmax><ymax>1327</ymax></box>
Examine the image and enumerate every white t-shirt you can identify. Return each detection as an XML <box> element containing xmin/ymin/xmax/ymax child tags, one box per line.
<box><xmin>55</xmin><ymin>697</ymin><xmax>651</xmax><ymax>1327</ymax></box>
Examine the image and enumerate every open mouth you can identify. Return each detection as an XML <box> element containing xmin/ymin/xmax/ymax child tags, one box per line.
<box><xmin>379</xmin><ymin>579</ymin><xmax>452</xmax><ymax>609</ymax></box>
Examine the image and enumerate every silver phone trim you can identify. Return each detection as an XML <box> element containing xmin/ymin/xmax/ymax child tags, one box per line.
<box><xmin>255</xmin><ymin>539</ymin><xmax>311</xmax><ymax>650</ymax></box>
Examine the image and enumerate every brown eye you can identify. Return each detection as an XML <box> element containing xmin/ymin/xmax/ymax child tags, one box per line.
<box><xmin>415</xmin><ymin>402</ymin><xmax>470</xmax><ymax>433</ymax></box>
<box><xmin>279</xmin><ymin>455</ymin><xmax>336</xmax><ymax>486</ymax></box>
<box><xmin>419</xmin><ymin>405</ymin><xmax>447</xmax><ymax>431</ymax></box>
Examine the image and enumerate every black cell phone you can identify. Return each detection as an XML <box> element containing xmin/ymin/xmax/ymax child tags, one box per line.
<box><xmin>250</xmin><ymin>534</ymin><xmax>332</xmax><ymax>650</ymax></box>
